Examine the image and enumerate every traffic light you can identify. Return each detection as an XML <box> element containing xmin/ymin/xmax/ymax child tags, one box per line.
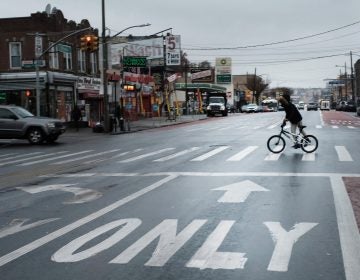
<box><xmin>91</xmin><ymin>36</ymin><xmax>99</xmax><ymax>52</ymax></box>
<box><xmin>80</xmin><ymin>35</ymin><xmax>98</xmax><ymax>52</ymax></box>
<box><xmin>25</xmin><ymin>90</ymin><xmax>31</xmax><ymax>97</ymax></box>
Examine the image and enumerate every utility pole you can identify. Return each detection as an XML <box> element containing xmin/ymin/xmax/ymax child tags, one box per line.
<box><xmin>101</xmin><ymin>0</ymin><xmax>110</xmax><ymax>132</ymax></box>
<box><xmin>350</xmin><ymin>51</ymin><xmax>355</xmax><ymax>101</ymax></box>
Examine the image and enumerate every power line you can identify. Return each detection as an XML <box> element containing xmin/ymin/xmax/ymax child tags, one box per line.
<box><xmin>184</xmin><ymin>19</ymin><xmax>360</xmax><ymax>51</ymax></box>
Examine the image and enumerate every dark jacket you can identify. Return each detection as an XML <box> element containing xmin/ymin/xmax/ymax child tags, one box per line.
<box><xmin>284</xmin><ymin>102</ymin><xmax>302</xmax><ymax>124</ymax></box>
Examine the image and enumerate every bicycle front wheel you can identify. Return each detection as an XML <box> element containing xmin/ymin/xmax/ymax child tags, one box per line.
<box><xmin>267</xmin><ymin>135</ymin><xmax>286</xmax><ymax>153</ymax></box>
<box><xmin>301</xmin><ymin>135</ymin><xmax>318</xmax><ymax>153</ymax></box>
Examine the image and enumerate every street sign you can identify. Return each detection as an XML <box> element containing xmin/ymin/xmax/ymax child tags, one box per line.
<box><xmin>216</xmin><ymin>74</ymin><xmax>232</xmax><ymax>84</ymax></box>
<box><xmin>58</xmin><ymin>44</ymin><xmax>72</xmax><ymax>54</ymax></box>
<box><xmin>123</xmin><ymin>56</ymin><xmax>147</xmax><ymax>67</ymax></box>
<box><xmin>165</xmin><ymin>35</ymin><xmax>181</xmax><ymax>66</ymax></box>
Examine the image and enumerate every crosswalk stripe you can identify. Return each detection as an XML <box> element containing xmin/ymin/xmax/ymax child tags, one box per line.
<box><xmin>52</xmin><ymin>149</ymin><xmax>121</xmax><ymax>165</ymax></box>
<box><xmin>302</xmin><ymin>152</ymin><xmax>316</xmax><ymax>161</ymax></box>
<box><xmin>316</xmin><ymin>125</ymin><xmax>322</xmax><ymax>129</ymax></box>
<box><xmin>118</xmin><ymin>148</ymin><xmax>175</xmax><ymax>163</ymax></box>
<box><xmin>335</xmin><ymin>146</ymin><xmax>353</xmax><ymax>161</ymax></box>
<box><xmin>153</xmin><ymin>147</ymin><xmax>201</xmax><ymax>162</ymax></box>
<box><xmin>18</xmin><ymin>150</ymin><xmax>94</xmax><ymax>166</ymax></box>
<box><xmin>332</xmin><ymin>125</ymin><xmax>339</xmax><ymax>129</ymax></box>
<box><xmin>0</xmin><ymin>151</ymin><xmax>68</xmax><ymax>166</ymax></box>
<box><xmin>226</xmin><ymin>146</ymin><xmax>258</xmax><ymax>161</ymax></box>
<box><xmin>191</xmin><ymin>146</ymin><xmax>230</xmax><ymax>161</ymax></box>
<box><xmin>1</xmin><ymin>152</ymin><xmax>43</xmax><ymax>162</ymax></box>
<box><xmin>264</xmin><ymin>152</ymin><xmax>282</xmax><ymax>161</ymax></box>
<box><xmin>347</xmin><ymin>126</ymin><xmax>355</xmax><ymax>129</ymax></box>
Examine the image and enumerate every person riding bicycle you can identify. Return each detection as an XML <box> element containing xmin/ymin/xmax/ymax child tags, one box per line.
<box><xmin>278</xmin><ymin>94</ymin><xmax>306</xmax><ymax>148</ymax></box>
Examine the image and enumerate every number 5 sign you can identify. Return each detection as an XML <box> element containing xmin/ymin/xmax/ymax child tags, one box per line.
<box><xmin>165</xmin><ymin>35</ymin><xmax>181</xmax><ymax>66</ymax></box>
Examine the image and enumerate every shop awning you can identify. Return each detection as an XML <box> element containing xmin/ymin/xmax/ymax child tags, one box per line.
<box><xmin>175</xmin><ymin>83</ymin><xmax>227</xmax><ymax>93</ymax></box>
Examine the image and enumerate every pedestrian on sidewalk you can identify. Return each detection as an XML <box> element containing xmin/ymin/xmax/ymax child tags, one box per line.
<box><xmin>71</xmin><ymin>106</ymin><xmax>82</xmax><ymax>132</ymax></box>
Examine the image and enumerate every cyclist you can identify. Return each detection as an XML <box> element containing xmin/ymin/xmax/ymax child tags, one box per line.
<box><xmin>278</xmin><ymin>94</ymin><xmax>306</xmax><ymax>148</ymax></box>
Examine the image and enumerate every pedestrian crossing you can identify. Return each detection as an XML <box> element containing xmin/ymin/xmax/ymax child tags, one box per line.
<box><xmin>181</xmin><ymin>123</ymin><xmax>359</xmax><ymax>132</ymax></box>
<box><xmin>0</xmin><ymin>144</ymin><xmax>357</xmax><ymax>168</ymax></box>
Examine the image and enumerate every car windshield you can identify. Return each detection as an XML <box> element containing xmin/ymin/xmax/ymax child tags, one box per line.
<box><xmin>12</xmin><ymin>107</ymin><xmax>34</xmax><ymax>118</ymax></box>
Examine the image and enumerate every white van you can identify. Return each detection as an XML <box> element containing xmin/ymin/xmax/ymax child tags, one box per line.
<box><xmin>320</xmin><ymin>100</ymin><xmax>330</xmax><ymax>111</ymax></box>
<box><xmin>298</xmin><ymin>101</ymin><xmax>305</xmax><ymax>110</ymax></box>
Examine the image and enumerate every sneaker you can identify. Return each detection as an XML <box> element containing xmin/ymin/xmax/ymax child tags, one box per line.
<box><xmin>292</xmin><ymin>143</ymin><xmax>301</xmax><ymax>149</ymax></box>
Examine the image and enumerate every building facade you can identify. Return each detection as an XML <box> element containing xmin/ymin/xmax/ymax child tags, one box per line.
<box><xmin>0</xmin><ymin>6</ymin><xmax>101</xmax><ymax>124</ymax></box>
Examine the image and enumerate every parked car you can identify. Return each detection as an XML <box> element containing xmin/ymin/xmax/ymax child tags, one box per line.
<box><xmin>344</xmin><ymin>101</ymin><xmax>356</xmax><ymax>112</ymax></box>
<box><xmin>0</xmin><ymin>105</ymin><xmax>66</xmax><ymax>144</ymax></box>
<box><xmin>307</xmin><ymin>102</ymin><xmax>318</xmax><ymax>111</ymax></box>
<box><xmin>357</xmin><ymin>106</ymin><xmax>360</xmax><ymax>117</ymax></box>
<box><xmin>336</xmin><ymin>101</ymin><xmax>347</xmax><ymax>111</ymax></box>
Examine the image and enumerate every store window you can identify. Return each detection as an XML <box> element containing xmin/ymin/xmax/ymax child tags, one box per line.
<box><xmin>9</xmin><ymin>42</ymin><xmax>21</xmax><ymax>69</ymax></box>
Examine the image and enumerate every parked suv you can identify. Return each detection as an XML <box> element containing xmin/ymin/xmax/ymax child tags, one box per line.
<box><xmin>0</xmin><ymin>105</ymin><xmax>66</xmax><ymax>144</ymax></box>
<box><xmin>307</xmin><ymin>102</ymin><xmax>318</xmax><ymax>111</ymax></box>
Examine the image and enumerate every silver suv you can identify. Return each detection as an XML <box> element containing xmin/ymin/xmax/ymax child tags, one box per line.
<box><xmin>0</xmin><ymin>105</ymin><xmax>66</xmax><ymax>144</ymax></box>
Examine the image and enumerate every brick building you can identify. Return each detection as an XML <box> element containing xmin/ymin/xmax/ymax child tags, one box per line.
<box><xmin>0</xmin><ymin>5</ymin><xmax>101</xmax><ymax>124</ymax></box>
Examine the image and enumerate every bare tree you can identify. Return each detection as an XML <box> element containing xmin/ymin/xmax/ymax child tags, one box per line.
<box><xmin>246</xmin><ymin>75</ymin><xmax>269</xmax><ymax>104</ymax></box>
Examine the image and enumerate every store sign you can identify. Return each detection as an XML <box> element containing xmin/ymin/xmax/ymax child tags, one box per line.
<box><xmin>165</xmin><ymin>35</ymin><xmax>181</xmax><ymax>66</ymax></box>
<box><xmin>216</xmin><ymin>74</ymin><xmax>232</xmax><ymax>84</ymax></box>
<box><xmin>77</xmin><ymin>77</ymin><xmax>101</xmax><ymax>91</ymax></box>
<box><xmin>123</xmin><ymin>56</ymin><xmax>147</xmax><ymax>67</ymax></box>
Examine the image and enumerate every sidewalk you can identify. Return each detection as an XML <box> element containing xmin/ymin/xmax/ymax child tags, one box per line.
<box><xmin>64</xmin><ymin>114</ymin><xmax>208</xmax><ymax>137</ymax></box>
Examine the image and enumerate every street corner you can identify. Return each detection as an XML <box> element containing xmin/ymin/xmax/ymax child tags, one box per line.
<box><xmin>343</xmin><ymin>177</ymin><xmax>360</xmax><ymax>231</ymax></box>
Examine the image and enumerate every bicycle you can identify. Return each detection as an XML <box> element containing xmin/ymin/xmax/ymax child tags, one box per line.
<box><xmin>267</xmin><ymin>122</ymin><xmax>318</xmax><ymax>153</ymax></box>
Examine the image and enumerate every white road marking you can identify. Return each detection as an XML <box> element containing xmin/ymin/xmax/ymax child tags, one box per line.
<box><xmin>316</xmin><ymin>125</ymin><xmax>322</xmax><ymax>129</ymax></box>
<box><xmin>18</xmin><ymin>150</ymin><xmax>94</xmax><ymax>166</ymax></box>
<box><xmin>302</xmin><ymin>152</ymin><xmax>316</xmax><ymax>161</ymax></box>
<box><xmin>52</xmin><ymin>219</ymin><xmax>142</xmax><ymax>262</ymax></box>
<box><xmin>347</xmin><ymin>126</ymin><xmax>355</xmax><ymax>129</ymax></box>
<box><xmin>332</xmin><ymin>125</ymin><xmax>339</xmax><ymax>129</ymax></box>
<box><xmin>0</xmin><ymin>218</ymin><xmax>60</xmax><ymax>239</ymax></box>
<box><xmin>264</xmin><ymin>152</ymin><xmax>282</xmax><ymax>161</ymax></box>
<box><xmin>0</xmin><ymin>152</ymin><xmax>43</xmax><ymax>162</ymax></box>
<box><xmin>110</xmin><ymin>219</ymin><xmax>207</xmax><ymax>266</ymax></box>
<box><xmin>191</xmin><ymin>146</ymin><xmax>230</xmax><ymax>161</ymax></box>
<box><xmin>0</xmin><ymin>151</ymin><xmax>68</xmax><ymax>166</ymax></box>
<box><xmin>335</xmin><ymin>146</ymin><xmax>353</xmax><ymax>162</ymax></box>
<box><xmin>118</xmin><ymin>148</ymin><xmax>175</xmax><ymax>163</ymax></box>
<box><xmin>226</xmin><ymin>146</ymin><xmax>258</xmax><ymax>161</ymax></box>
<box><xmin>212</xmin><ymin>180</ymin><xmax>269</xmax><ymax>203</ymax></box>
<box><xmin>17</xmin><ymin>184</ymin><xmax>102</xmax><ymax>204</ymax></box>
<box><xmin>264</xmin><ymin>222</ymin><xmax>318</xmax><ymax>272</ymax></box>
<box><xmin>153</xmin><ymin>147</ymin><xmax>200</xmax><ymax>162</ymax></box>
<box><xmin>186</xmin><ymin>220</ymin><xmax>248</xmax><ymax>270</ymax></box>
<box><xmin>0</xmin><ymin>175</ymin><xmax>178</xmax><ymax>267</ymax></box>
<box><xmin>52</xmin><ymin>149</ymin><xmax>121</xmax><ymax>165</ymax></box>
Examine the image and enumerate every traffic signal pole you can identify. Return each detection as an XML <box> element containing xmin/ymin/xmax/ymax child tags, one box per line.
<box><xmin>34</xmin><ymin>27</ymin><xmax>92</xmax><ymax>116</ymax></box>
<box><xmin>101</xmin><ymin>0</ymin><xmax>110</xmax><ymax>132</ymax></box>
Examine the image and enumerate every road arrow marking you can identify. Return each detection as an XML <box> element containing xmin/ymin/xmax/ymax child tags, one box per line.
<box><xmin>212</xmin><ymin>180</ymin><xmax>269</xmax><ymax>203</ymax></box>
<box><xmin>17</xmin><ymin>184</ymin><xmax>102</xmax><ymax>204</ymax></box>
<box><xmin>0</xmin><ymin>218</ymin><xmax>59</xmax><ymax>239</ymax></box>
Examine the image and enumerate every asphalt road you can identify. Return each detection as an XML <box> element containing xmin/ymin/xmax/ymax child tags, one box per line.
<box><xmin>0</xmin><ymin>110</ymin><xmax>359</xmax><ymax>280</ymax></box>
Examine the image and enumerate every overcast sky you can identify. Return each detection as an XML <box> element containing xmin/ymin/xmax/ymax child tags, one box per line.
<box><xmin>1</xmin><ymin>0</ymin><xmax>360</xmax><ymax>88</ymax></box>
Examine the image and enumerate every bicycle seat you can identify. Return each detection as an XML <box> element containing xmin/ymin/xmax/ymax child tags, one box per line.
<box><xmin>300</xmin><ymin>125</ymin><xmax>306</xmax><ymax>129</ymax></box>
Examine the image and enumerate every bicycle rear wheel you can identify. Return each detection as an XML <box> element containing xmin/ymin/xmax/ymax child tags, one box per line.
<box><xmin>267</xmin><ymin>135</ymin><xmax>286</xmax><ymax>153</ymax></box>
<box><xmin>301</xmin><ymin>135</ymin><xmax>318</xmax><ymax>153</ymax></box>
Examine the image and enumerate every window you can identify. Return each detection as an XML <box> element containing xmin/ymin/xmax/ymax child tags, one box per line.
<box><xmin>9</xmin><ymin>42</ymin><xmax>21</xmax><ymax>69</ymax></box>
<box><xmin>49</xmin><ymin>43</ymin><xmax>59</xmax><ymax>69</ymax></box>
<box><xmin>63</xmin><ymin>51</ymin><xmax>73</xmax><ymax>71</ymax></box>
<box><xmin>90</xmin><ymin>52</ymin><xmax>98</xmax><ymax>75</ymax></box>
<box><xmin>78</xmin><ymin>49</ymin><xmax>86</xmax><ymax>72</ymax></box>
<box><xmin>0</xmin><ymin>108</ymin><xmax>17</xmax><ymax>119</ymax></box>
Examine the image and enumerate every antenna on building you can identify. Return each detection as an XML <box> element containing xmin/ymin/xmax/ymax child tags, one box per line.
<box><xmin>45</xmin><ymin>4</ymin><xmax>51</xmax><ymax>16</ymax></box>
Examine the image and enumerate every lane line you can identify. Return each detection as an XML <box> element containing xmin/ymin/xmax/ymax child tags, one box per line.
<box><xmin>18</xmin><ymin>151</ymin><xmax>94</xmax><ymax>166</ymax></box>
<box><xmin>52</xmin><ymin>149</ymin><xmax>121</xmax><ymax>165</ymax></box>
<box><xmin>153</xmin><ymin>147</ymin><xmax>200</xmax><ymax>162</ymax></box>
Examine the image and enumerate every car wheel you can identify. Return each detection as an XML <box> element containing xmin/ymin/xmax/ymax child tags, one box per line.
<box><xmin>27</xmin><ymin>127</ymin><xmax>44</xmax><ymax>144</ymax></box>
